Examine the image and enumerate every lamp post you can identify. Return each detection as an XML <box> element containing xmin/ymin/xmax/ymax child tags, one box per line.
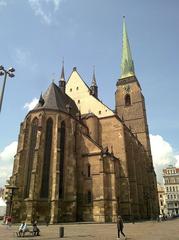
<box><xmin>0</xmin><ymin>65</ymin><xmax>15</xmax><ymax>112</ymax></box>
<box><xmin>5</xmin><ymin>184</ymin><xmax>18</xmax><ymax>218</ymax></box>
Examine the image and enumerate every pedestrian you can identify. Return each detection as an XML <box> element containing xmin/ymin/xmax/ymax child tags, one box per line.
<box><xmin>117</xmin><ymin>215</ymin><xmax>126</xmax><ymax>239</ymax></box>
<box><xmin>32</xmin><ymin>220</ymin><xmax>40</xmax><ymax>236</ymax></box>
<box><xmin>6</xmin><ymin>216</ymin><xmax>12</xmax><ymax>229</ymax></box>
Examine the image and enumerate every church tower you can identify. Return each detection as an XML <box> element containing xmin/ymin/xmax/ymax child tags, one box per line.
<box><xmin>115</xmin><ymin>17</ymin><xmax>159</xmax><ymax>216</ymax></box>
<box><xmin>115</xmin><ymin>17</ymin><xmax>151</xmax><ymax>158</ymax></box>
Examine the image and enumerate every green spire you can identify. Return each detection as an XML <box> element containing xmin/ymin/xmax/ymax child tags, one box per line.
<box><xmin>120</xmin><ymin>16</ymin><xmax>135</xmax><ymax>79</ymax></box>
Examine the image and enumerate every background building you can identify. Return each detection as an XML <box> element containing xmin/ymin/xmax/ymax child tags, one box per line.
<box><xmin>8</xmin><ymin>18</ymin><xmax>159</xmax><ymax>223</ymax></box>
<box><xmin>157</xmin><ymin>183</ymin><xmax>167</xmax><ymax>216</ymax></box>
<box><xmin>163</xmin><ymin>165</ymin><xmax>179</xmax><ymax>216</ymax></box>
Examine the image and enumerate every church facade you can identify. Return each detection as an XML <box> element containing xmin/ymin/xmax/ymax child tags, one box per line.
<box><xmin>9</xmin><ymin>18</ymin><xmax>159</xmax><ymax>223</ymax></box>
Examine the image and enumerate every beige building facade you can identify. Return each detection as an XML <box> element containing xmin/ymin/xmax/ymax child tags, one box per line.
<box><xmin>157</xmin><ymin>183</ymin><xmax>167</xmax><ymax>216</ymax></box>
<box><xmin>8</xmin><ymin>18</ymin><xmax>159</xmax><ymax>223</ymax></box>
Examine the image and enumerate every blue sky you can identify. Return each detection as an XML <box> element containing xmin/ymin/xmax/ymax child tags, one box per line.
<box><xmin>0</xmin><ymin>0</ymin><xmax>179</xmax><ymax>187</ymax></box>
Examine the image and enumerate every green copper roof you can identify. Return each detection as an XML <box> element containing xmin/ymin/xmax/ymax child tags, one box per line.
<box><xmin>120</xmin><ymin>17</ymin><xmax>135</xmax><ymax>79</ymax></box>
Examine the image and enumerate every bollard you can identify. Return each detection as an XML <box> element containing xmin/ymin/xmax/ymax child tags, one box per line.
<box><xmin>59</xmin><ymin>226</ymin><xmax>64</xmax><ymax>238</ymax></box>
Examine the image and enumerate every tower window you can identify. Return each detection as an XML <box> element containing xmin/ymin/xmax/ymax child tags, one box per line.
<box><xmin>78</xmin><ymin>100</ymin><xmax>80</xmax><ymax>104</ymax></box>
<box><xmin>99</xmin><ymin>111</ymin><xmax>101</xmax><ymax>114</ymax></box>
<box><xmin>125</xmin><ymin>94</ymin><xmax>131</xmax><ymax>106</ymax></box>
<box><xmin>76</xmin><ymin>87</ymin><xmax>79</xmax><ymax>90</ymax></box>
<box><xmin>70</xmin><ymin>88</ymin><xmax>72</xmax><ymax>92</ymax></box>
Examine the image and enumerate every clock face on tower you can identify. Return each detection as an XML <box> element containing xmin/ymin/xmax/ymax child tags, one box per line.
<box><xmin>123</xmin><ymin>84</ymin><xmax>130</xmax><ymax>93</ymax></box>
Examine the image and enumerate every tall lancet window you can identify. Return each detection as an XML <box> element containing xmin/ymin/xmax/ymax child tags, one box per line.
<box><xmin>87</xmin><ymin>164</ymin><xmax>91</xmax><ymax>177</ymax></box>
<box><xmin>25</xmin><ymin>117</ymin><xmax>38</xmax><ymax>198</ymax></box>
<box><xmin>59</xmin><ymin>121</ymin><xmax>65</xmax><ymax>198</ymax></box>
<box><xmin>40</xmin><ymin>118</ymin><xmax>53</xmax><ymax>198</ymax></box>
<box><xmin>125</xmin><ymin>94</ymin><xmax>131</xmax><ymax>106</ymax></box>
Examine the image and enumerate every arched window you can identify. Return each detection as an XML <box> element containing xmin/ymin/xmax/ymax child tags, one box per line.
<box><xmin>87</xmin><ymin>191</ymin><xmax>92</xmax><ymax>204</ymax></box>
<box><xmin>59</xmin><ymin>121</ymin><xmax>65</xmax><ymax>198</ymax></box>
<box><xmin>87</xmin><ymin>164</ymin><xmax>91</xmax><ymax>177</ymax></box>
<box><xmin>25</xmin><ymin>118</ymin><xmax>38</xmax><ymax>198</ymax></box>
<box><xmin>40</xmin><ymin>118</ymin><xmax>53</xmax><ymax>198</ymax></box>
<box><xmin>125</xmin><ymin>94</ymin><xmax>131</xmax><ymax>106</ymax></box>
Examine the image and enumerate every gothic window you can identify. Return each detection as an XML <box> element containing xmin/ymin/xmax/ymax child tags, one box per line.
<box><xmin>59</xmin><ymin>121</ymin><xmax>65</xmax><ymax>198</ymax></box>
<box><xmin>87</xmin><ymin>191</ymin><xmax>92</xmax><ymax>204</ymax></box>
<box><xmin>25</xmin><ymin>117</ymin><xmax>38</xmax><ymax>198</ymax></box>
<box><xmin>87</xmin><ymin>164</ymin><xmax>91</xmax><ymax>177</ymax></box>
<box><xmin>125</xmin><ymin>94</ymin><xmax>131</xmax><ymax>106</ymax></box>
<box><xmin>40</xmin><ymin>118</ymin><xmax>53</xmax><ymax>198</ymax></box>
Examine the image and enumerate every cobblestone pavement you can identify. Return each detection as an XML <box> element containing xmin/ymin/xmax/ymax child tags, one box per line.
<box><xmin>0</xmin><ymin>219</ymin><xmax>179</xmax><ymax>240</ymax></box>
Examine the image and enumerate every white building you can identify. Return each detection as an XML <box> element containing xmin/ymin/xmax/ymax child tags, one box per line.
<box><xmin>163</xmin><ymin>165</ymin><xmax>179</xmax><ymax>216</ymax></box>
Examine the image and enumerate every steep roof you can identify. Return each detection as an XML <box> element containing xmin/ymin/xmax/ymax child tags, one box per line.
<box><xmin>34</xmin><ymin>82</ymin><xmax>78</xmax><ymax>117</ymax></box>
<box><xmin>120</xmin><ymin>16</ymin><xmax>135</xmax><ymax>79</ymax></box>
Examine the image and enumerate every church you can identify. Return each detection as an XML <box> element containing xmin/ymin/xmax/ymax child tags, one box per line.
<box><xmin>9</xmin><ymin>18</ymin><xmax>159</xmax><ymax>223</ymax></box>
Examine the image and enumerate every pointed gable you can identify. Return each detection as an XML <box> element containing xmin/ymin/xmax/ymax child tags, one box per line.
<box><xmin>66</xmin><ymin>68</ymin><xmax>114</xmax><ymax>118</ymax></box>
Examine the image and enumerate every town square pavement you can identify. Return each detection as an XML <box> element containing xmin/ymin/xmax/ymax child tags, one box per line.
<box><xmin>0</xmin><ymin>218</ymin><xmax>179</xmax><ymax>240</ymax></box>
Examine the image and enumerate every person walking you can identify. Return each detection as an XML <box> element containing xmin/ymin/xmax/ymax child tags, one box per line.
<box><xmin>117</xmin><ymin>215</ymin><xmax>126</xmax><ymax>239</ymax></box>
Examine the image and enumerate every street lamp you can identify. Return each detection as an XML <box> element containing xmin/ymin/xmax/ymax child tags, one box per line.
<box><xmin>0</xmin><ymin>65</ymin><xmax>15</xmax><ymax>112</ymax></box>
<box><xmin>5</xmin><ymin>184</ymin><xmax>18</xmax><ymax>218</ymax></box>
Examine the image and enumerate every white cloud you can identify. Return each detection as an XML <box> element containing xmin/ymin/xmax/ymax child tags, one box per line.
<box><xmin>14</xmin><ymin>48</ymin><xmax>30</xmax><ymax>67</ymax></box>
<box><xmin>28</xmin><ymin>0</ymin><xmax>64</xmax><ymax>25</ymax></box>
<box><xmin>0</xmin><ymin>141</ymin><xmax>18</xmax><ymax>187</ymax></box>
<box><xmin>24</xmin><ymin>97</ymin><xmax>38</xmax><ymax>111</ymax></box>
<box><xmin>150</xmin><ymin>134</ymin><xmax>178</xmax><ymax>184</ymax></box>
<box><xmin>175</xmin><ymin>155</ymin><xmax>179</xmax><ymax>167</ymax></box>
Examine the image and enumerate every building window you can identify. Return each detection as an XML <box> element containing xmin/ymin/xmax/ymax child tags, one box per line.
<box><xmin>87</xmin><ymin>191</ymin><xmax>92</xmax><ymax>204</ymax></box>
<box><xmin>170</xmin><ymin>187</ymin><xmax>172</xmax><ymax>192</ymax></box>
<box><xmin>59</xmin><ymin>121</ymin><xmax>65</xmax><ymax>199</ymax></box>
<box><xmin>78</xmin><ymin>100</ymin><xmax>80</xmax><ymax>104</ymax></box>
<box><xmin>76</xmin><ymin>87</ymin><xmax>79</xmax><ymax>90</ymax></box>
<box><xmin>40</xmin><ymin>118</ymin><xmax>53</xmax><ymax>198</ymax></box>
<box><xmin>160</xmin><ymin>201</ymin><xmax>163</xmax><ymax>206</ymax></box>
<box><xmin>160</xmin><ymin>194</ymin><xmax>162</xmax><ymax>198</ymax></box>
<box><xmin>99</xmin><ymin>111</ymin><xmax>101</xmax><ymax>114</ymax></box>
<box><xmin>125</xmin><ymin>94</ymin><xmax>131</xmax><ymax>106</ymax></box>
<box><xmin>173</xmin><ymin>187</ymin><xmax>175</xmax><ymax>191</ymax></box>
<box><xmin>168</xmin><ymin>195</ymin><xmax>169</xmax><ymax>199</ymax></box>
<box><xmin>25</xmin><ymin>117</ymin><xmax>38</xmax><ymax>198</ymax></box>
<box><xmin>87</xmin><ymin>164</ymin><xmax>91</xmax><ymax>177</ymax></box>
<box><xmin>70</xmin><ymin>88</ymin><xmax>72</xmax><ymax>92</ymax></box>
<box><xmin>166</xmin><ymin>187</ymin><xmax>168</xmax><ymax>192</ymax></box>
